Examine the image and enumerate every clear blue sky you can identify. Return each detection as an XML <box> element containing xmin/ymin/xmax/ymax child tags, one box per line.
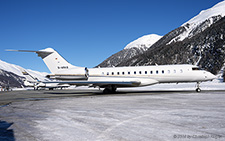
<box><xmin>0</xmin><ymin>0</ymin><xmax>223</xmax><ymax>73</ymax></box>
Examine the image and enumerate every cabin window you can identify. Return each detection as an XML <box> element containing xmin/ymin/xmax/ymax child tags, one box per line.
<box><xmin>122</xmin><ymin>72</ymin><xmax>125</xmax><ymax>75</ymax></box>
<box><xmin>107</xmin><ymin>72</ymin><xmax>109</xmax><ymax>75</ymax></box>
<box><xmin>102</xmin><ymin>72</ymin><xmax>104</xmax><ymax>75</ymax></box>
<box><xmin>139</xmin><ymin>71</ymin><xmax>142</xmax><ymax>74</ymax></box>
<box><xmin>145</xmin><ymin>71</ymin><xmax>147</xmax><ymax>74</ymax></box>
<box><xmin>162</xmin><ymin>70</ymin><xmax>164</xmax><ymax>74</ymax></box>
<box><xmin>156</xmin><ymin>70</ymin><xmax>159</xmax><ymax>74</ymax></box>
<box><xmin>128</xmin><ymin>72</ymin><xmax>130</xmax><ymax>75</ymax></box>
<box><xmin>150</xmin><ymin>71</ymin><xmax>153</xmax><ymax>74</ymax></box>
<box><xmin>134</xmin><ymin>71</ymin><xmax>136</xmax><ymax>74</ymax></box>
<box><xmin>168</xmin><ymin>70</ymin><xmax>170</xmax><ymax>74</ymax></box>
<box><xmin>117</xmin><ymin>72</ymin><xmax>120</xmax><ymax>75</ymax></box>
<box><xmin>180</xmin><ymin>69</ymin><xmax>183</xmax><ymax>73</ymax></box>
<box><xmin>174</xmin><ymin>70</ymin><xmax>176</xmax><ymax>73</ymax></box>
<box><xmin>112</xmin><ymin>72</ymin><xmax>114</xmax><ymax>75</ymax></box>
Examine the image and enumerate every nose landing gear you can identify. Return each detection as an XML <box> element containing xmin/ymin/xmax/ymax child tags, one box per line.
<box><xmin>196</xmin><ymin>82</ymin><xmax>201</xmax><ymax>92</ymax></box>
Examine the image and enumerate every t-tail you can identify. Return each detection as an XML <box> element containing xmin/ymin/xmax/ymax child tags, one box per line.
<box><xmin>7</xmin><ymin>48</ymin><xmax>81</xmax><ymax>74</ymax></box>
<box><xmin>36</xmin><ymin>48</ymin><xmax>79</xmax><ymax>73</ymax></box>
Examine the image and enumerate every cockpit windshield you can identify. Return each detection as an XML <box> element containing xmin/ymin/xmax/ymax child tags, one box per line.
<box><xmin>192</xmin><ymin>67</ymin><xmax>201</xmax><ymax>71</ymax></box>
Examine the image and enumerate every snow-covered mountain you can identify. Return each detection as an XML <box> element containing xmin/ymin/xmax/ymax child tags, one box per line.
<box><xmin>98</xmin><ymin>0</ymin><xmax>225</xmax><ymax>80</ymax></box>
<box><xmin>168</xmin><ymin>0</ymin><xmax>225</xmax><ymax>44</ymax></box>
<box><xmin>183</xmin><ymin>1</ymin><xmax>225</xmax><ymax>27</ymax></box>
<box><xmin>97</xmin><ymin>34</ymin><xmax>162</xmax><ymax>67</ymax></box>
<box><xmin>124</xmin><ymin>34</ymin><xmax>162</xmax><ymax>50</ymax></box>
<box><xmin>0</xmin><ymin>59</ymin><xmax>48</xmax><ymax>88</ymax></box>
<box><xmin>0</xmin><ymin>69</ymin><xmax>24</xmax><ymax>88</ymax></box>
<box><xmin>119</xmin><ymin>12</ymin><xmax>225</xmax><ymax>75</ymax></box>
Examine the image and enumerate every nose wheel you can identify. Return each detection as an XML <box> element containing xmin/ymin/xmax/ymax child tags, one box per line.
<box><xmin>196</xmin><ymin>82</ymin><xmax>201</xmax><ymax>92</ymax></box>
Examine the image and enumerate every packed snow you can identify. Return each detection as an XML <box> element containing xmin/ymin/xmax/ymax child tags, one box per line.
<box><xmin>124</xmin><ymin>34</ymin><xmax>162</xmax><ymax>50</ymax></box>
<box><xmin>1</xmin><ymin>85</ymin><xmax>225</xmax><ymax>141</ymax></box>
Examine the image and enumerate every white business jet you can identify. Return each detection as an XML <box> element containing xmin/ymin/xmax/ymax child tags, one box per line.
<box><xmin>8</xmin><ymin>48</ymin><xmax>216</xmax><ymax>93</ymax></box>
<box><xmin>21</xmin><ymin>69</ymin><xmax>70</xmax><ymax>90</ymax></box>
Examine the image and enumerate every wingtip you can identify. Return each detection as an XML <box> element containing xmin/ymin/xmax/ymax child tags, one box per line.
<box><xmin>5</xmin><ymin>49</ymin><xmax>19</xmax><ymax>52</ymax></box>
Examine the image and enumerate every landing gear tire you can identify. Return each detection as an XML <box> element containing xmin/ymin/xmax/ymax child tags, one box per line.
<box><xmin>196</xmin><ymin>82</ymin><xmax>201</xmax><ymax>92</ymax></box>
<box><xmin>34</xmin><ymin>86</ymin><xmax>38</xmax><ymax>90</ymax></box>
<box><xmin>103</xmin><ymin>86</ymin><xmax>117</xmax><ymax>94</ymax></box>
<box><xmin>196</xmin><ymin>88</ymin><xmax>201</xmax><ymax>92</ymax></box>
<box><xmin>103</xmin><ymin>88</ymin><xmax>110</xmax><ymax>94</ymax></box>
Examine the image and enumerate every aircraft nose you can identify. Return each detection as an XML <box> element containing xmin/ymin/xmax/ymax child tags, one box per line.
<box><xmin>206</xmin><ymin>72</ymin><xmax>217</xmax><ymax>80</ymax></box>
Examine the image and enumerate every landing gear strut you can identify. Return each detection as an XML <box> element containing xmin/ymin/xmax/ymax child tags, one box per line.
<box><xmin>103</xmin><ymin>85</ymin><xmax>117</xmax><ymax>94</ymax></box>
<box><xmin>196</xmin><ymin>82</ymin><xmax>201</xmax><ymax>92</ymax></box>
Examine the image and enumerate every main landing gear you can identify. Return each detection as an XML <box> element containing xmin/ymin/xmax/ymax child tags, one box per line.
<box><xmin>103</xmin><ymin>85</ymin><xmax>117</xmax><ymax>94</ymax></box>
<box><xmin>196</xmin><ymin>82</ymin><xmax>201</xmax><ymax>92</ymax></box>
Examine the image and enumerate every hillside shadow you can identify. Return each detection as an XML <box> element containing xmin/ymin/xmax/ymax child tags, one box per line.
<box><xmin>0</xmin><ymin>120</ymin><xmax>15</xmax><ymax>141</ymax></box>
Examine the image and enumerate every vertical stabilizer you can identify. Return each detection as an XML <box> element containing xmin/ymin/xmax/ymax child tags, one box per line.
<box><xmin>7</xmin><ymin>48</ymin><xmax>81</xmax><ymax>74</ymax></box>
<box><xmin>37</xmin><ymin>48</ymin><xmax>77</xmax><ymax>73</ymax></box>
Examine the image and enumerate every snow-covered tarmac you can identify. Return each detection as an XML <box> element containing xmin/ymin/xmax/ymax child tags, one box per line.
<box><xmin>0</xmin><ymin>82</ymin><xmax>225</xmax><ymax>141</ymax></box>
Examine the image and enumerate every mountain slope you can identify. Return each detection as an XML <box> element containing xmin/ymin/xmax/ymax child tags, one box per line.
<box><xmin>168</xmin><ymin>0</ymin><xmax>225</xmax><ymax>44</ymax></box>
<box><xmin>0</xmin><ymin>59</ymin><xmax>48</xmax><ymax>88</ymax></box>
<box><xmin>97</xmin><ymin>34</ymin><xmax>162</xmax><ymax>67</ymax></box>
<box><xmin>0</xmin><ymin>69</ymin><xmax>25</xmax><ymax>88</ymax></box>
<box><xmin>124</xmin><ymin>34</ymin><xmax>162</xmax><ymax>50</ymax></box>
<box><xmin>118</xmin><ymin>16</ymin><xmax>225</xmax><ymax>74</ymax></box>
<box><xmin>98</xmin><ymin>1</ymin><xmax>225</xmax><ymax>76</ymax></box>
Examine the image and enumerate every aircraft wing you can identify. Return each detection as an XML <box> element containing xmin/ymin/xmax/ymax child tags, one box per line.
<box><xmin>43</xmin><ymin>80</ymin><xmax>141</xmax><ymax>87</ymax></box>
<box><xmin>42</xmin><ymin>77</ymin><xmax>159</xmax><ymax>88</ymax></box>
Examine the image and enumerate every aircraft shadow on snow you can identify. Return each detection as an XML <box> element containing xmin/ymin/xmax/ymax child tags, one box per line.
<box><xmin>43</xmin><ymin>89</ymin><xmax>195</xmax><ymax>95</ymax></box>
<box><xmin>43</xmin><ymin>89</ymin><xmax>225</xmax><ymax>96</ymax></box>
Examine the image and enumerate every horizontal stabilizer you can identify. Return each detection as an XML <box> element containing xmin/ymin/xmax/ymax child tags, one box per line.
<box><xmin>6</xmin><ymin>49</ymin><xmax>54</xmax><ymax>59</ymax></box>
<box><xmin>6</xmin><ymin>48</ymin><xmax>77</xmax><ymax>73</ymax></box>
